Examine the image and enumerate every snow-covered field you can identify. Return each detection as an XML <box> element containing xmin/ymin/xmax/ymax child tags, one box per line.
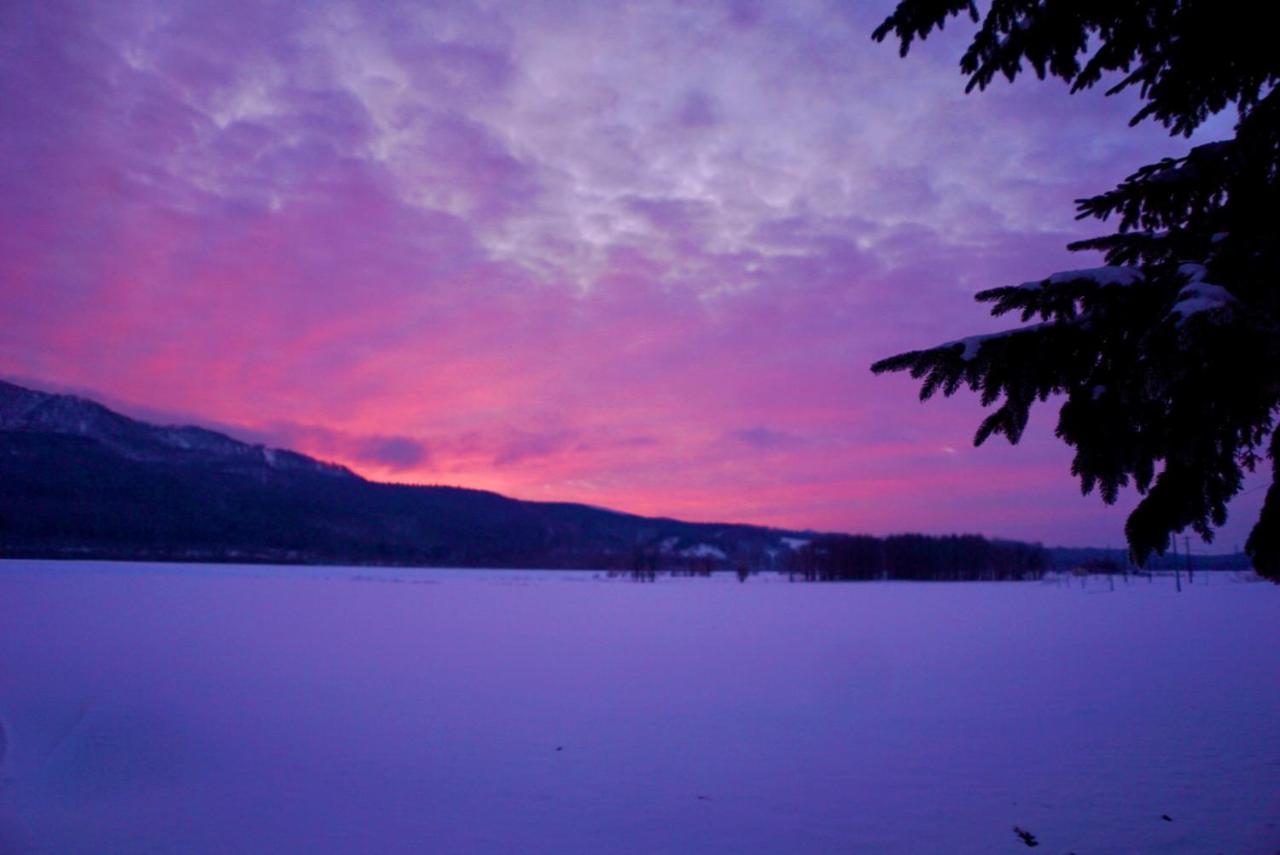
<box><xmin>0</xmin><ymin>561</ymin><xmax>1277</xmax><ymax>854</ymax></box>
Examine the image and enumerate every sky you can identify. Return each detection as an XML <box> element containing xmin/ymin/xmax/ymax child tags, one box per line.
<box><xmin>0</xmin><ymin>0</ymin><xmax>1263</xmax><ymax>548</ymax></box>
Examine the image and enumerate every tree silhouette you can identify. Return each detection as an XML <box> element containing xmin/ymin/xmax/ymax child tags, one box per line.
<box><xmin>870</xmin><ymin>1</ymin><xmax>1280</xmax><ymax>579</ymax></box>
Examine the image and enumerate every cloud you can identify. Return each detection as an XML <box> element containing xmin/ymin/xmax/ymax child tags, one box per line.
<box><xmin>727</xmin><ymin>427</ymin><xmax>805</xmax><ymax>450</ymax></box>
<box><xmin>353</xmin><ymin>435</ymin><xmax>430</xmax><ymax>469</ymax></box>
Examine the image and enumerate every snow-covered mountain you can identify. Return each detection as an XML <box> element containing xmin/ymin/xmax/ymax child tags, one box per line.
<box><xmin>0</xmin><ymin>379</ymin><xmax>812</xmax><ymax>568</ymax></box>
<box><xmin>0</xmin><ymin>380</ymin><xmax>352</xmax><ymax>478</ymax></box>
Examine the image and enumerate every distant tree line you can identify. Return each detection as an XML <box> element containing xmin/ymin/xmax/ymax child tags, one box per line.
<box><xmin>785</xmin><ymin>534</ymin><xmax>1048</xmax><ymax>582</ymax></box>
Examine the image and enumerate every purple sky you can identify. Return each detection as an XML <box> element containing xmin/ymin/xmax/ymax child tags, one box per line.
<box><xmin>0</xmin><ymin>0</ymin><xmax>1261</xmax><ymax>548</ymax></box>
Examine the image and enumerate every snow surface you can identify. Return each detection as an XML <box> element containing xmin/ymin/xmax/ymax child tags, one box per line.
<box><xmin>1</xmin><ymin>561</ymin><xmax>1278</xmax><ymax>854</ymax></box>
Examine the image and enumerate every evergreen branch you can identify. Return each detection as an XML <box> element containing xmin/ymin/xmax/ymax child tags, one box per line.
<box><xmin>872</xmin><ymin>1</ymin><xmax>1280</xmax><ymax>136</ymax></box>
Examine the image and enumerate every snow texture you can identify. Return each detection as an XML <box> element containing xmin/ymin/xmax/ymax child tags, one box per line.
<box><xmin>947</xmin><ymin>321</ymin><xmax>1056</xmax><ymax>362</ymax></box>
<box><xmin>1015</xmin><ymin>266</ymin><xmax>1144</xmax><ymax>291</ymax></box>
<box><xmin>0</xmin><ymin>561</ymin><xmax>1277</xmax><ymax>854</ymax></box>
<box><xmin>1172</xmin><ymin>263</ymin><xmax>1235</xmax><ymax>322</ymax></box>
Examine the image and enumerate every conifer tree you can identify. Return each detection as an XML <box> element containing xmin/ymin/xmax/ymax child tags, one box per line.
<box><xmin>869</xmin><ymin>1</ymin><xmax>1280</xmax><ymax>579</ymax></box>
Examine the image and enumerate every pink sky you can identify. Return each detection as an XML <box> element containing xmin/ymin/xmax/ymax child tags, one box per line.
<box><xmin>0</xmin><ymin>0</ymin><xmax>1262</xmax><ymax>548</ymax></box>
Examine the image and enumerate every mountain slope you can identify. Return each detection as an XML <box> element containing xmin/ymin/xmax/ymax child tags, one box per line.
<box><xmin>0</xmin><ymin>380</ymin><xmax>352</xmax><ymax>477</ymax></box>
<box><xmin>0</xmin><ymin>380</ymin><xmax>799</xmax><ymax>567</ymax></box>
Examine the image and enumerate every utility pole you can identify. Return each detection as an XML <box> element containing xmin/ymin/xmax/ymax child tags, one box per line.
<box><xmin>1184</xmin><ymin>536</ymin><xmax>1193</xmax><ymax>585</ymax></box>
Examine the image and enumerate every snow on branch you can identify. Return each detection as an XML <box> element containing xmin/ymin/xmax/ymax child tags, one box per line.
<box><xmin>1171</xmin><ymin>263</ymin><xmax>1235</xmax><ymax>323</ymax></box>
<box><xmin>943</xmin><ymin>320</ymin><xmax>1058</xmax><ymax>362</ymax></box>
<box><xmin>1013</xmin><ymin>266</ymin><xmax>1144</xmax><ymax>291</ymax></box>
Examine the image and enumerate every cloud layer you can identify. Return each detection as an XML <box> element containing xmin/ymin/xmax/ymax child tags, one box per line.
<box><xmin>1</xmin><ymin>0</ymin><xmax>1260</xmax><ymax>546</ymax></box>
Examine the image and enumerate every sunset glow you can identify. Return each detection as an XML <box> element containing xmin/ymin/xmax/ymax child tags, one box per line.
<box><xmin>1</xmin><ymin>0</ymin><xmax>1258</xmax><ymax>545</ymax></box>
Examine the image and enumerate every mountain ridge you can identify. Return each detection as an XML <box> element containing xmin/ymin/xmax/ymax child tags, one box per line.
<box><xmin>0</xmin><ymin>380</ymin><xmax>355</xmax><ymax>478</ymax></box>
<box><xmin>0</xmin><ymin>379</ymin><xmax>817</xmax><ymax>569</ymax></box>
